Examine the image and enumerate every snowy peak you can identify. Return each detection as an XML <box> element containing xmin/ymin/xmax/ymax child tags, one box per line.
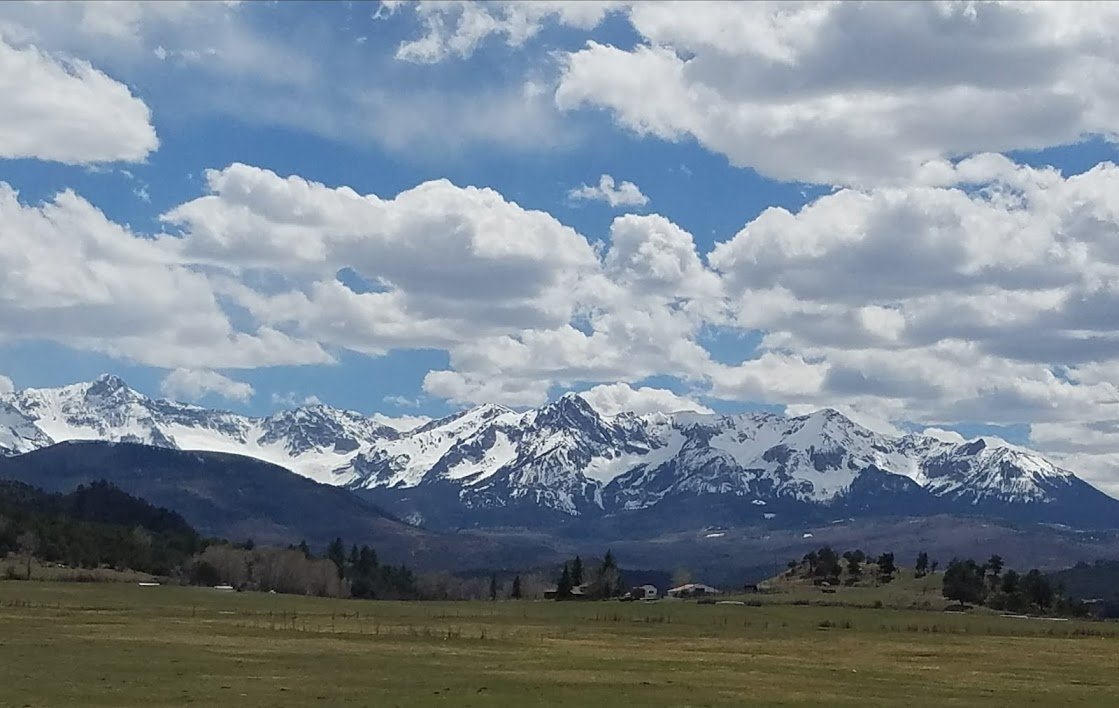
<box><xmin>0</xmin><ymin>375</ymin><xmax>1109</xmax><ymax>522</ymax></box>
<box><xmin>85</xmin><ymin>373</ymin><xmax>136</xmax><ymax>400</ymax></box>
<box><xmin>258</xmin><ymin>404</ymin><xmax>398</xmax><ymax>456</ymax></box>
<box><xmin>0</xmin><ymin>401</ymin><xmax>52</xmax><ymax>454</ymax></box>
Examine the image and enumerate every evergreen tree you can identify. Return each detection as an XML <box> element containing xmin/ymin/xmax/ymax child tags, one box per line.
<box><xmin>815</xmin><ymin>546</ymin><xmax>842</xmax><ymax>582</ymax></box>
<box><xmin>845</xmin><ymin>554</ymin><xmax>862</xmax><ymax>582</ymax></box>
<box><xmin>943</xmin><ymin>558</ymin><xmax>986</xmax><ymax>606</ymax></box>
<box><xmin>876</xmin><ymin>552</ymin><xmax>896</xmax><ymax>583</ymax></box>
<box><xmin>297</xmin><ymin>539</ymin><xmax>311</xmax><ymax>559</ymax></box>
<box><xmin>489</xmin><ymin>574</ymin><xmax>498</xmax><ymax>601</ymax></box>
<box><xmin>349</xmin><ymin>544</ymin><xmax>360</xmax><ymax>567</ymax></box>
<box><xmin>1001</xmin><ymin>569</ymin><xmax>1020</xmax><ymax>594</ymax></box>
<box><xmin>357</xmin><ymin>545</ymin><xmax>377</xmax><ymax>577</ymax></box>
<box><xmin>589</xmin><ymin>550</ymin><xmax>622</xmax><ymax>599</ymax></box>
<box><xmin>556</xmin><ymin>563</ymin><xmax>573</xmax><ymax>600</ymax></box>
<box><xmin>511</xmin><ymin>575</ymin><xmax>522</xmax><ymax>599</ymax></box>
<box><xmin>1022</xmin><ymin>569</ymin><xmax>1054</xmax><ymax>611</ymax></box>
<box><xmin>571</xmin><ymin>555</ymin><xmax>584</xmax><ymax>586</ymax></box>
<box><xmin>986</xmin><ymin>554</ymin><xmax>1004</xmax><ymax>589</ymax></box>
<box><xmin>326</xmin><ymin>537</ymin><xmax>346</xmax><ymax>579</ymax></box>
<box><xmin>987</xmin><ymin>554</ymin><xmax>1004</xmax><ymax>577</ymax></box>
<box><xmin>914</xmin><ymin>551</ymin><xmax>929</xmax><ymax>578</ymax></box>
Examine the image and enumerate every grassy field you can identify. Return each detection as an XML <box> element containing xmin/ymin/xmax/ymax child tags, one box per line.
<box><xmin>0</xmin><ymin>581</ymin><xmax>1117</xmax><ymax>707</ymax></box>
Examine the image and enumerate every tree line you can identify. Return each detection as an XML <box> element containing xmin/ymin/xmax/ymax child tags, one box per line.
<box><xmin>786</xmin><ymin>545</ymin><xmax>1088</xmax><ymax>617</ymax></box>
<box><xmin>0</xmin><ymin>479</ymin><xmax>202</xmax><ymax>576</ymax></box>
<box><xmin>552</xmin><ymin>551</ymin><xmax>626</xmax><ymax>600</ymax></box>
<box><xmin>788</xmin><ymin>546</ymin><xmax>900</xmax><ymax>586</ymax></box>
<box><xmin>942</xmin><ymin>555</ymin><xmax>1086</xmax><ymax>616</ymax></box>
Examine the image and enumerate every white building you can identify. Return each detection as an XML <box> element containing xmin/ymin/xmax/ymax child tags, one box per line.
<box><xmin>666</xmin><ymin>583</ymin><xmax>720</xmax><ymax>598</ymax></box>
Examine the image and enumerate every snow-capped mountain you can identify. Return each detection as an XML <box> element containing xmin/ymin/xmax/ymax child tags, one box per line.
<box><xmin>0</xmin><ymin>374</ymin><xmax>399</xmax><ymax>485</ymax></box>
<box><xmin>0</xmin><ymin>375</ymin><xmax>1115</xmax><ymax>528</ymax></box>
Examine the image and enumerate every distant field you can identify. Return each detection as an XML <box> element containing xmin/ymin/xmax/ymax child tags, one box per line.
<box><xmin>0</xmin><ymin>582</ymin><xmax>1117</xmax><ymax>707</ymax></box>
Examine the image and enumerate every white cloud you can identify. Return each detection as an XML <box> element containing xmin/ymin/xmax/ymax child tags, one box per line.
<box><xmin>0</xmin><ymin>2</ymin><xmax>311</xmax><ymax>85</ymax></box>
<box><xmin>383</xmin><ymin>394</ymin><xmax>421</xmax><ymax>409</ymax></box>
<box><xmin>270</xmin><ymin>391</ymin><xmax>323</xmax><ymax>408</ymax></box>
<box><xmin>0</xmin><ymin>374</ymin><xmax>13</xmax><ymax>395</ymax></box>
<box><xmin>0</xmin><ymin>35</ymin><xmax>157</xmax><ymax>163</ymax></box>
<box><xmin>0</xmin><ymin>181</ymin><xmax>332</xmax><ymax>369</ymax></box>
<box><xmin>703</xmin><ymin>158</ymin><xmax>1119</xmax><ymax>449</ymax></box>
<box><xmin>921</xmin><ymin>427</ymin><xmax>967</xmax><ymax>445</ymax></box>
<box><xmin>555</xmin><ymin>1</ymin><xmax>1119</xmax><ymax>185</ymax></box>
<box><xmin>164</xmin><ymin>163</ymin><xmax>601</xmax><ymax>353</ymax></box>
<box><xmin>569</xmin><ymin>174</ymin><xmax>649</xmax><ymax>208</ymax></box>
<box><xmin>1044</xmin><ymin>451</ymin><xmax>1119</xmax><ymax>498</ymax></box>
<box><xmin>604</xmin><ymin>214</ymin><xmax>720</xmax><ymax>301</ymax></box>
<box><xmin>392</xmin><ymin>1</ymin><xmax>621</xmax><ymax>64</ymax></box>
<box><xmin>0</xmin><ymin>1</ymin><xmax>575</xmax><ymax>159</ymax></box>
<box><xmin>370</xmin><ymin>412</ymin><xmax>432</xmax><ymax>432</ymax></box>
<box><xmin>161</xmin><ymin>368</ymin><xmax>255</xmax><ymax>403</ymax></box>
<box><xmin>578</xmin><ymin>382</ymin><xmax>711</xmax><ymax>416</ymax></box>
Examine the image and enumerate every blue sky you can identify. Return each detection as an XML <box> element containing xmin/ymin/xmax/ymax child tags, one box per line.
<box><xmin>5</xmin><ymin>1</ymin><xmax>1119</xmax><ymax>484</ymax></box>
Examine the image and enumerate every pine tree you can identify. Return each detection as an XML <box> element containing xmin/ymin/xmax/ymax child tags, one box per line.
<box><xmin>986</xmin><ymin>554</ymin><xmax>1004</xmax><ymax>590</ymax></box>
<box><xmin>591</xmin><ymin>550</ymin><xmax>622</xmax><ymax>599</ymax></box>
<box><xmin>876</xmin><ymin>552</ymin><xmax>896</xmax><ymax>583</ymax></box>
<box><xmin>511</xmin><ymin>575</ymin><xmax>522</xmax><ymax>599</ymax></box>
<box><xmin>489</xmin><ymin>574</ymin><xmax>498</xmax><ymax>601</ymax></box>
<box><xmin>297</xmin><ymin>539</ymin><xmax>311</xmax><ymax>559</ymax></box>
<box><xmin>357</xmin><ymin>545</ymin><xmax>378</xmax><ymax>576</ymax></box>
<box><xmin>915</xmin><ymin>552</ymin><xmax>929</xmax><ymax>578</ymax></box>
<box><xmin>556</xmin><ymin>563</ymin><xmax>573</xmax><ymax>600</ymax></box>
<box><xmin>326</xmin><ymin>537</ymin><xmax>346</xmax><ymax>579</ymax></box>
<box><xmin>349</xmin><ymin>544</ymin><xmax>359</xmax><ymax>568</ymax></box>
<box><xmin>845</xmin><ymin>555</ymin><xmax>862</xmax><ymax>582</ymax></box>
<box><xmin>943</xmin><ymin>558</ymin><xmax>986</xmax><ymax>606</ymax></box>
<box><xmin>571</xmin><ymin>555</ymin><xmax>584</xmax><ymax>586</ymax></box>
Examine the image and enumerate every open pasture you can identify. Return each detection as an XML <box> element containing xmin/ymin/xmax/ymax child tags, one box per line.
<box><xmin>0</xmin><ymin>581</ymin><xmax>1116</xmax><ymax>706</ymax></box>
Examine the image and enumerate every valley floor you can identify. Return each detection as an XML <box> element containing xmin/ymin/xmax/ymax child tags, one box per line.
<box><xmin>0</xmin><ymin>582</ymin><xmax>1116</xmax><ymax>706</ymax></box>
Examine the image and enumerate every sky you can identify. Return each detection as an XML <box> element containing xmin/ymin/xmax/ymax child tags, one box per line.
<box><xmin>3</xmin><ymin>1</ymin><xmax>1119</xmax><ymax>490</ymax></box>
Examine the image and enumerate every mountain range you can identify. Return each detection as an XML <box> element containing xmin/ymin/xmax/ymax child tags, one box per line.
<box><xmin>1</xmin><ymin>374</ymin><xmax>1116</xmax><ymax>533</ymax></box>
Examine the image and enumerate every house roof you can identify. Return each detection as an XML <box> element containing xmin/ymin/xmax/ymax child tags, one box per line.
<box><xmin>668</xmin><ymin>583</ymin><xmax>720</xmax><ymax>593</ymax></box>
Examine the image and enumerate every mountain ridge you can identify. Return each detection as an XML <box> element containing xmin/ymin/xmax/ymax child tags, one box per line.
<box><xmin>1</xmin><ymin>374</ymin><xmax>1115</xmax><ymax>529</ymax></box>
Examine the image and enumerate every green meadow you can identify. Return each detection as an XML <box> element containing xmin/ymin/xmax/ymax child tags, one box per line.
<box><xmin>0</xmin><ymin>581</ymin><xmax>1116</xmax><ymax>707</ymax></box>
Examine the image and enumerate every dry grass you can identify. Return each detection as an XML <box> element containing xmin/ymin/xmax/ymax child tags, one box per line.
<box><xmin>0</xmin><ymin>581</ymin><xmax>1116</xmax><ymax>706</ymax></box>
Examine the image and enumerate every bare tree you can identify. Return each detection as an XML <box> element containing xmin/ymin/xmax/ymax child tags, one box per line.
<box><xmin>16</xmin><ymin>531</ymin><xmax>38</xmax><ymax>580</ymax></box>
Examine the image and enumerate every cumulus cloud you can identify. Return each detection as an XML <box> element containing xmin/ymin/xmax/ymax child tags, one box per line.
<box><xmin>569</xmin><ymin>174</ymin><xmax>649</xmax><ymax>208</ymax></box>
<box><xmin>701</xmin><ymin>156</ymin><xmax>1119</xmax><ymax>464</ymax></box>
<box><xmin>0</xmin><ymin>35</ymin><xmax>157</xmax><ymax>163</ymax></box>
<box><xmin>555</xmin><ymin>2</ymin><xmax>1119</xmax><ymax>185</ymax></box>
<box><xmin>578</xmin><ymin>382</ymin><xmax>712</xmax><ymax>416</ymax></box>
<box><xmin>0</xmin><ymin>181</ymin><xmax>331</xmax><ymax>369</ymax></box>
<box><xmin>160</xmin><ymin>164</ymin><xmax>720</xmax><ymax>406</ymax></box>
<box><xmin>0</xmin><ymin>374</ymin><xmax>13</xmax><ymax>395</ymax></box>
<box><xmin>161</xmin><ymin>369</ymin><xmax>255</xmax><ymax>403</ymax></box>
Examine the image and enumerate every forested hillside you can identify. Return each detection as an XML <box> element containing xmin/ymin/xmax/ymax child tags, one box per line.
<box><xmin>0</xmin><ymin>480</ymin><xmax>202</xmax><ymax>575</ymax></box>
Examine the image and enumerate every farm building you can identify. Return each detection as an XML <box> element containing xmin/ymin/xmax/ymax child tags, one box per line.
<box><xmin>667</xmin><ymin>583</ymin><xmax>721</xmax><ymax>598</ymax></box>
<box><xmin>625</xmin><ymin>584</ymin><xmax>658</xmax><ymax>601</ymax></box>
<box><xmin>543</xmin><ymin>583</ymin><xmax>588</xmax><ymax>600</ymax></box>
